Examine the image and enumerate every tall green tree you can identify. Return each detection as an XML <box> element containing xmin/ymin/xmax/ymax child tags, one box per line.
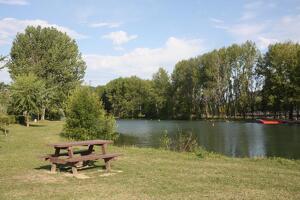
<box><xmin>104</xmin><ymin>76</ymin><xmax>154</xmax><ymax>118</ymax></box>
<box><xmin>198</xmin><ymin>48</ymin><xmax>231</xmax><ymax>118</ymax></box>
<box><xmin>229</xmin><ymin>41</ymin><xmax>259</xmax><ymax>118</ymax></box>
<box><xmin>151</xmin><ymin>68</ymin><xmax>171</xmax><ymax>118</ymax></box>
<box><xmin>171</xmin><ymin>59</ymin><xmax>201</xmax><ymax>119</ymax></box>
<box><xmin>10</xmin><ymin>74</ymin><xmax>46</xmax><ymax>127</ymax></box>
<box><xmin>8</xmin><ymin>26</ymin><xmax>86</xmax><ymax>119</ymax></box>
<box><xmin>259</xmin><ymin>42</ymin><xmax>300</xmax><ymax>119</ymax></box>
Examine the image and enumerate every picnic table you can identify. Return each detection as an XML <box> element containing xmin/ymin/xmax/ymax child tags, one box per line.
<box><xmin>43</xmin><ymin>140</ymin><xmax>121</xmax><ymax>175</ymax></box>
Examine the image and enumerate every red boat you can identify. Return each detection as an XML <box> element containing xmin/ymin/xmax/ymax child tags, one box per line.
<box><xmin>257</xmin><ymin>119</ymin><xmax>282</xmax><ymax>124</ymax></box>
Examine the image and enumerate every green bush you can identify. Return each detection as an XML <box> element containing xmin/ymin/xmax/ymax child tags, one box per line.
<box><xmin>62</xmin><ymin>86</ymin><xmax>117</xmax><ymax>140</ymax></box>
<box><xmin>0</xmin><ymin>113</ymin><xmax>15</xmax><ymax>135</ymax></box>
<box><xmin>159</xmin><ymin>129</ymin><xmax>199</xmax><ymax>152</ymax></box>
<box><xmin>159</xmin><ymin>130</ymin><xmax>171</xmax><ymax>150</ymax></box>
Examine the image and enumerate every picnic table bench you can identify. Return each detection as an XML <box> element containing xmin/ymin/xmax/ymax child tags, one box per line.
<box><xmin>43</xmin><ymin>140</ymin><xmax>121</xmax><ymax>175</ymax></box>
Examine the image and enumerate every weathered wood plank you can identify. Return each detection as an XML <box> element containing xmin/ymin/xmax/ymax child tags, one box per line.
<box><xmin>66</xmin><ymin>153</ymin><xmax>120</xmax><ymax>163</ymax></box>
<box><xmin>42</xmin><ymin>149</ymin><xmax>95</xmax><ymax>160</ymax></box>
<box><xmin>48</xmin><ymin>140</ymin><xmax>113</xmax><ymax>148</ymax></box>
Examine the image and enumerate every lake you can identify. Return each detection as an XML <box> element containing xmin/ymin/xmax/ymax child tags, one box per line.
<box><xmin>116</xmin><ymin>119</ymin><xmax>300</xmax><ymax>159</ymax></box>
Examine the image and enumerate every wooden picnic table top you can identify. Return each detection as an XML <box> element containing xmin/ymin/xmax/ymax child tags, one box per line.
<box><xmin>48</xmin><ymin>140</ymin><xmax>113</xmax><ymax>148</ymax></box>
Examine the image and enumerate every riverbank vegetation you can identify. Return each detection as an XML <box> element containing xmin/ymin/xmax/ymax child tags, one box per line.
<box><xmin>97</xmin><ymin>42</ymin><xmax>300</xmax><ymax>120</ymax></box>
<box><xmin>1</xmin><ymin>26</ymin><xmax>300</xmax><ymax>127</ymax></box>
<box><xmin>0</xmin><ymin>121</ymin><xmax>299</xmax><ymax>199</ymax></box>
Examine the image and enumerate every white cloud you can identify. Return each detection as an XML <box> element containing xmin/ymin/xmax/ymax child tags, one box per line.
<box><xmin>89</xmin><ymin>22</ymin><xmax>121</xmax><ymax>28</ymax></box>
<box><xmin>211</xmin><ymin>1</ymin><xmax>300</xmax><ymax>50</ymax></box>
<box><xmin>83</xmin><ymin>37</ymin><xmax>203</xmax><ymax>85</ymax></box>
<box><xmin>227</xmin><ymin>23</ymin><xmax>266</xmax><ymax>38</ymax></box>
<box><xmin>257</xmin><ymin>36</ymin><xmax>278</xmax><ymax>49</ymax></box>
<box><xmin>102</xmin><ymin>31</ymin><xmax>137</xmax><ymax>46</ymax></box>
<box><xmin>275</xmin><ymin>15</ymin><xmax>300</xmax><ymax>41</ymax></box>
<box><xmin>240</xmin><ymin>11</ymin><xmax>257</xmax><ymax>21</ymax></box>
<box><xmin>240</xmin><ymin>1</ymin><xmax>277</xmax><ymax>22</ymax></box>
<box><xmin>244</xmin><ymin>1</ymin><xmax>263</xmax><ymax>10</ymax></box>
<box><xmin>229</xmin><ymin>15</ymin><xmax>300</xmax><ymax>49</ymax></box>
<box><xmin>0</xmin><ymin>18</ymin><xmax>87</xmax><ymax>46</ymax></box>
<box><xmin>209</xmin><ymin>18</ymin><xmax>223</xmax><ymax>23</ymax></box>
<box><xmin>0</xmin><ymin>0</ymin><xmax>28</xmax><ymax>5</ymax></box>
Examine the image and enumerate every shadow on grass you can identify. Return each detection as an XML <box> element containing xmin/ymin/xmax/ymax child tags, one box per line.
<box><xmin>28</xmin><ymin>124</ymin><xmax>47</xmax><ymax>127</ymax></box>
<box><xmin>35</xmin><ymin>162</ymin><xmax>107</xmax><ymax>173</ymax></box>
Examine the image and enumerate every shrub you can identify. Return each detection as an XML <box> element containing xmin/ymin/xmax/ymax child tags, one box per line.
<box><xmin>159</xmin><ymin>130</ymin><xmax>171</xmax><ymax>150</ymax></box>
<box><xmin>0</xmin><ymin>113</ymin><xmax>15</xmax><ymax>136</ymax></box>
<box><xmin>62</xmin><ymin>86</ymin><xmax>117</xmax><ymax>140</ymax></box>
<box><xmin>159</xmin><ymin>129</ymin><xmax>199</xmax><ymax>152</ymax></box>
<box><xmin>174</xmin><ymin>130</ymin><xmax>199</xmax><ymax>152</ymax></box>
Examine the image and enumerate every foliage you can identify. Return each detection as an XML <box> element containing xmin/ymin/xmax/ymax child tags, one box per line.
<box><xmin>195</xmin><ymin>146</ymin><xmax>223</xmax><ymax>159</ymax></box>
<box><xmin>0</xmin><ymin>113</ymin><xmax>15</xmax><ymax>136</ymax></box>
<box><xmin>96</xmin><ymin>41</ymin><xmax>300</xmax><ymax>120</ymax></box>
<box><xmin>62</xmin><ymin>86</ymin><xmax>117</xmax><ymax>140</ymax></box>
<box><xmin>159</xmin><ymin>130</ymin><xmax>171</xmax><ymax>150</ymax></box>
<box><xmin>151</xmin><ymin>68</ymin><xmax>171</xmax><ymax>118</ymax></box>
<box><xmin>10</xmin><ymin>73</ymin><xmax>46</xmax><ymax>127</ymax></box>
<box><xmin>173</xmin><ymin>130</ymin><xmax>199</xmax><ymax>152</ymax></box>
<box><xmin>102</xmin><ymin>76</ymin><xmax>155</xmax><ymax>118</ymax></box>
<box><xmin>159</xmin><ymin>129</ymin><xmax>199</xmax><ymax>152</ymax></box>
<box><xmin>0</xmin><ymin>55</ymin><xmax>7</xmax><ymax>70</ymax></box>
<box><xmin>8</xmin><ymin>26</ymin><xmax>86</xmax><ymax>119</ymax></box>
<box><xmin>258</xmin><ymin>42</ymin><xmax>300</xmax><ymax>119</ymax></box>
<box><xmin>0</xmin><ymin>83</ymin><xmax>10</xmax><ymax>114</ymax></box>
<box><xmin>171</xmin><ymin>59</ymin><xmax>201</xmax><ymax>119</ymax></box>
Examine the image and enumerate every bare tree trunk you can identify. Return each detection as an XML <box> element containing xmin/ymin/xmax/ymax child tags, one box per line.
<box><xmin>289</xmin><ymin>105</ymin><xmax>294</xmax><ymax>120</ymax></box>
<box><xmin>26</xmin><ymin>113</ymin><xmax>29</xmax><ymax>127</ymax></box>
<box><xmin>41</xmin><ymin>107</ymin><xmax>45</xmax><ymax>120</ymax></box>
<box><xmin>205</xmin><ymin>103</ymin><xmax>209</xmax><ymax>119</ymax></box>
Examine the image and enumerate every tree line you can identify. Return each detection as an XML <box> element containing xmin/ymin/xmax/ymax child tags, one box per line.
<box><xmin>0</xmin><ymin>26</ymin><xmax>299</xmax><ymax>123</ymax></box>
<box><xmin>96</xmin><ymin>41</ymin><xmax>300</xmax><ymax>120</ymax></box>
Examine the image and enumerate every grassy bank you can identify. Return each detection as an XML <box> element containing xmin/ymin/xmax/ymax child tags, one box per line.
<box><xmin>0</xmin><ymin>121</ymin><xmax>300</xmax><ymax>200</ymax></box>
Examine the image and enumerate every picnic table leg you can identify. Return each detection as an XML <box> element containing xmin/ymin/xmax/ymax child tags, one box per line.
<box><xmin>67</xmin><ymin>147</ymin><xmax>74</xmax><ymax>157</ymax></box>
<box><xmin>50</xmin><ymin>148</ymin><xmax>60</xmax><ymax>173</ymax></box>
<box><xmin>51</xmin><ymin>163</ymin><xmax>57</xmax><ymax>173</ymax></box>
<box><xmin>67</xmin><ymin>147</ymin><xmax>79</xmax><ymax>175</ymax></box>
<box><xmin>104</xmin><ymin>158</ymin><xmax>111</xmax><ymax>172</ymax></box>
<box><xmin>81</xmin><ymin>145</ymin><xmax>95</xmax><ymax>166</ymax></box>
<box><xmin>88</xmin><ymin>145</ymin><xmax>94</xmax><ymax>153</ymax></box>
<box><xmin>72</xmin><ymin>165</ymin><xmax>78</xmax><ymax>175</ymax></box>
<box><xmin>101</xmin><ymin>143</ymin><xmax>107</xmax><ymax>154</ymax></box>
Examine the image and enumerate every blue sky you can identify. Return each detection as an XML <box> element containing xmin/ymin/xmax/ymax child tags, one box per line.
<box><xmin>1</xmin><ymin>0</ymin><xmax>300</xmax><ymax>85</ymax></box>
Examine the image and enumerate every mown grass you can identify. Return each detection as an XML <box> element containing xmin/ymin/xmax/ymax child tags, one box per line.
<box><xmin>0</xmin><ymin>121</ymin><xmax>300</xmax><ymax>200</ymax></box>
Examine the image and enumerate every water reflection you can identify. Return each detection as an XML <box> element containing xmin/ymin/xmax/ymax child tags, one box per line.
<box><xmin>116</xmin><ymin>119</ymin><xmax>300</xmax><ymax>159</ymax></box>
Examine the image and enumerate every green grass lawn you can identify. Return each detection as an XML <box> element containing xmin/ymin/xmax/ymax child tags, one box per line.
<box><xmin>0</xmin><ymin>121</ymin><xmax>300</xmax><ymax>200</ymax></box>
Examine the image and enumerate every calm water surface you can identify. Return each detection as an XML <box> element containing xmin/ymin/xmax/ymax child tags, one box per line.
<box><xmin>116</xmin><ymin>119</ymin><xmax>300</xmax><ymax>159</ymax></box>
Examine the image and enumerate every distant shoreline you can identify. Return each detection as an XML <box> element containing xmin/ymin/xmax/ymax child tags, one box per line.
<box><xmin>115</xmin><ymin>118</ymin><xmax>300</xmax><ymax>124</ymax></box>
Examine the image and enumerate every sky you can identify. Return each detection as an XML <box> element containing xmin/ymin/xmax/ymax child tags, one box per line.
<box><xmin>1</xmin><ymin>0</ymin><xmax>300</xmax><ymax>86</ymax></box>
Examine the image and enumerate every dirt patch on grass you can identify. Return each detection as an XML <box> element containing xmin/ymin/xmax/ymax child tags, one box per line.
<box><xmin>13</xmin><ymin>170</ymin><xmax>67</xmax><ymax>184</ymax></box>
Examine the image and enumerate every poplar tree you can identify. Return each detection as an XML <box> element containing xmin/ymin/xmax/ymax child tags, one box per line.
<box><xmin>8</xmin><ymin>26</ymin><xmax>86</xmax><ymax>119</ymax></box>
